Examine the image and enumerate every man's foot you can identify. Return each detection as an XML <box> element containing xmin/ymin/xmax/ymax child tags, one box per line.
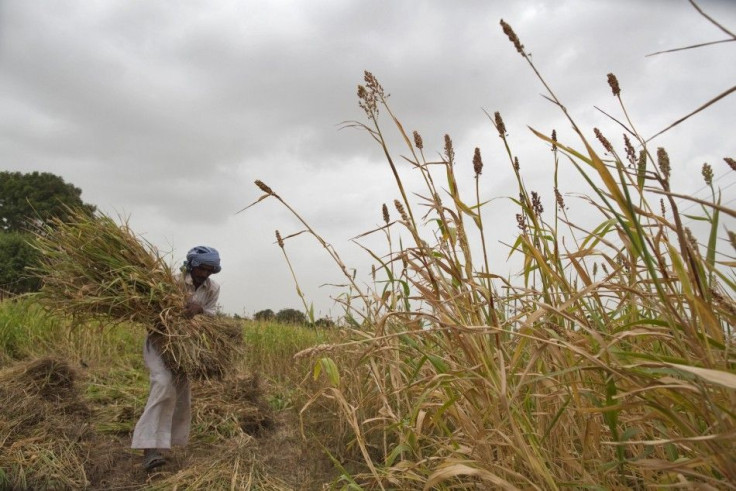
<box><xmin>143</xmin><ymin>448</ymin><xmax>166</xmax><ymax>471</ymax></box>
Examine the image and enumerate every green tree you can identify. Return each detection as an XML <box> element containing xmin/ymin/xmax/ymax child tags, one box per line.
<box><xmin>275</xmin><ymin>308</ymin><xmax>307</xmax><ymax>325</ymax></box>
<box><xmin>253</xmin><ymin>309</ymin><xmax>275</xmax><ymax>321</ymax></box>
<box><xmin>0</xmin><ymin>171</ymin><xmax>96</xmax><ymax>295</ymax></box>
<box><xmin>0</xmin><ymin>232</ymin><xmax>41</xmax><ymax>295</ymax></box>
<box><xmin>314</xmin><ymin>317</ymin><xmax>336</xmax><ymax>329</ymax></box>
<box><xmin>0</xmin><ymin>171</ymin><xmax>96</xmax><ymax>232</ymax></box>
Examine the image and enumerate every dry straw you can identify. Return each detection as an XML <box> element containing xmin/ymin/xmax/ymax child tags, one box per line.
<box><xmin>31</xmin><ymin>208</ymin><xmax>242</xmax><ymax>379</ymax></box>
<box><xmin>256</xmin><ymin>17</ymin><xmax>736</xmax><ymax>488</ymax></box>
<box><xmin>0</xmin><ymin>357</ymin><xmax>91</xmax><ymax>489</ymax></box>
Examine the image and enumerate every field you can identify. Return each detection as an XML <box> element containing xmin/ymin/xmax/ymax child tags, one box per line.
<box><xmin>2</xmin><ymin>15</ymin><xmax>736</xmax><ymax>491</ymax></box>
<box><xmin>0</xmin><ymin>299</ymin><xmax>343</xmax><ymax>489</ymax></box>
<box><xmin>243</xmin><ymin>19</ymin><xmax>735</xmax><ymax>490</ymax></box>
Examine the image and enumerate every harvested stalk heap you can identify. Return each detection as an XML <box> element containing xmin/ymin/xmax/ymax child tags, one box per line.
<box><xmin>32</xmin><ymin>208</ymin><xmax>242</xmax><ymax>379</ymax></box>
<box><xmin>0</xmin><ymin>358</ymin><xmax>91</xmax><ymax>489</ymax></box>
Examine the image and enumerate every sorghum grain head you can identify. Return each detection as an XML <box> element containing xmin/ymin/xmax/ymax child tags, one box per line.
<box><xmin>607</xmin><ymin>73</ymin><xmax>621</xmax><ymax>96</ymax></box>
<box><xmin>551</xmin><ymin>129</ymin><xmax>557</xmax><ymax>152</ymax></box>
<box><xmin>500</xmin><ymin>20</ymin><xmax>525</xmax><ymax>56</ymax></box>
<box><xmin>516</xmin><ymin>213</ymin><xmax>527</xmax><ymax>233</ymax></box>
<box><xmin>444</xmin><ymin>134</ymin><xmax>455</xmax><ymax>165</ymax></box>
<box><xmin>364</xmin><ymin>71</ymin><xmax>385</xmax><ymax>99</ymax></box>
<box><xmin>554</xmin><ymin>188</ymin><xmax>566</xmax><ymax>211</ymax></box>
<box><xmin>394</xmin><ymin>199</ymin><xmax>409</xmax><ymax>222</ymax></box>
<box><xmin>358</xmin><ymin>71</ymin><xmax>385</xmax><ymax>118</ymax></box>
<box><xmin>382</xmin><ymin>203</ymin><xmax>390</xmax><ymax>224</ymax></box>
<box><xmin>255</xmin><ymin>180</ymin><xmax>273</xmax><ymax>195</ymax></box>
<box><xmin>531</xmin><ymin>191</ymin><xmax>544</xmax><ymax>216</ymax></box>
<box><xmin>725</xmin><ymin>157</ymin><xmax>736</xmax><ymax>171</ymax></box>
<box><xmin>275</xmin><ymin>230</ymin><xmax>284</xmax><ymax>248</ymax></box>
<box><xmin>594</xmin><ymin>128</ymin><xmax>613</xmax><ymax>153</ymax></box>
<box><xmin>624</xmin><ymin>134</ymin><xmax>636</xmax><ymax>167</ymax></box>
<box><xmin>358</xmin><ymin>84</ymin><xmax>376</xmax><ymax>117</ymax></box>
<box><xmin>657</xmin><ymin>147</ymin><xmax>671</xmax><ymax>181</ymax></box>
<box><xmin>660</xmin><ymin>198</ymin><xmax>666</xmax><ymax>218</ymax></box>
<box><xmin>702</xmin><ymin>163</ymin><xmax>713</xmax><ymax>186</ymax></box>
<box><xmin>513</xmin><ymin>157</ymin><xmax>520</xmax><ymax>171</ymax></box>
<box><xmin>494</xmin><ymin>111</ymin><xmax>506</xmax><ymax>138</ymax></box>
<box><xmin>413</xmin><ymin>130</ymin><xmax>424</xmax><ymax>150</ymax></box>
<box><xmin>473</xmin><ymin>147</ymin><xmax>483</xmax><ymax>176</ymax></box>
<box><xmin>637</xmin><ymin>150</ymin><xmax>647</xmax><ymax>180</ymax></box>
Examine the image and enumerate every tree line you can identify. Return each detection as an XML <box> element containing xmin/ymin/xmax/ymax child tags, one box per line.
<box><xmin>250</xmin><ymin>308</ymin><xmax>335</xmax><ymax>328</ymax></box>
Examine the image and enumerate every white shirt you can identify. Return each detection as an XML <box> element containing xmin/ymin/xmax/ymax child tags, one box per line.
<box><xmin>182</xmin><ymin>271</ymin><xmax>220</xmax><ymax>316</ymax></box>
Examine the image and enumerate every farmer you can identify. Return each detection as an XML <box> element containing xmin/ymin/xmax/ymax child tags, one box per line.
<box><xmin>131</xmin><ymin>246</ymin><xmax>222</xmax><ymax>471</ymax></box>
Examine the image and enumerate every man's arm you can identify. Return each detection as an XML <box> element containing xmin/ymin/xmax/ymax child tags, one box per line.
<box><xmin>183</xmin><ymin>281</ymin><xmax>220</xmax><ymax>318</ymax></box>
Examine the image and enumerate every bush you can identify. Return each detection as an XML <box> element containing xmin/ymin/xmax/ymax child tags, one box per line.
<box><xmin>253</xmin><ymin>309</ymin><xmax>275</xmax><ymax>321</ymax></box>
<box><xmin>314</xmin><ymin>318</ymin><xmax>335</xmax><ymax>329</ymax></box>
<box><xmin>0</xmin><ymin>232</ymin><xmax>40</xmax><ymax>295</ymax></box>
<box><xmin>275</xmin><ymin>308</ymin><xmax>307</xmax><ymax>325</ymax></box>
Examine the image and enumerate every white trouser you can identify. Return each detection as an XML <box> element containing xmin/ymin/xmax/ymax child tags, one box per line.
<box><xmin>131</xmin><ymin>335</ymin><xmax>191</xmax><ymax>449</ymax></box>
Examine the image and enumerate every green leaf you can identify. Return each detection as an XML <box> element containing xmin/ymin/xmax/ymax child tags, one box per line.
<box><xmin>316</xmin><ymin>357</ymin><xmax>340</xmax><ymax>387</ymax></box>
<box><xmin>385</xmin><ymin>442</ymin><xmax>412</xmax><ymax>466</ymax></box>
<box><xmin>706</xmin><ymin>192</ymin><xmax>720</xmax><ymax>269</ymax></box>
<box><xmin>427</xmin><ymin>354</ymin><xmax>449</xmax><ymax>373</ymax></box>
<box><xmin>682</xmin><ymin>213</ymin><xmax>709</xmax><ymax>222</ymax></box>
<box><xmin>581</xmin><ymin>219</ymin><xmax>617</xmax><ymax>250</ymax></box>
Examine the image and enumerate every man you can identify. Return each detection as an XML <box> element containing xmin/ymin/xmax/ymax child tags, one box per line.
<box><xmin>131</xmin><ymin>246</ymin><xmax>222</xmax><ymax>471</ymax></box>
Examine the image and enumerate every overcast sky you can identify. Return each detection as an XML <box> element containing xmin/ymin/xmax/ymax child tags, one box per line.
<box><xmin>2</xmin><ymin>1</ymin><xmax>734</xmax><ymax>318</ymax></box>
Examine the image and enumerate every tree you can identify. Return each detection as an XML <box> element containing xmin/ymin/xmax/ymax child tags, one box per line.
<box><xmin>0</xmin><ymin>171</ymin><xmax>96</xmax><ymax>232</ymax></box>
<box><xmin>0</xmin><ymin>171</ymin><xmax>96</xmax><ymax>295</ymax></box>
<box><xmin>314</xmin><ymin>317</ymin><xmax>336</xmax><ymax>329</ymax></box>
<box><xmin>254</xmin><ymin>309</ymin><xmax>275</xmax><ymax>321</ymax></box>
<box><xmin>275</xmin><ymin>308</ymin><xmax>307</xmax><ymax>325</ymax></box>
<box><xmin>0</xmin><ymin>232</ymin><xmax>41</xmax><ymax>295</ymax></box>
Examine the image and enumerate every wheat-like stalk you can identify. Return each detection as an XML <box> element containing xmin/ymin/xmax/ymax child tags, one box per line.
<box><xmin>31</xmin><ymin>208</ymin><xmax>242</xmax><ymax>379</ymax></box>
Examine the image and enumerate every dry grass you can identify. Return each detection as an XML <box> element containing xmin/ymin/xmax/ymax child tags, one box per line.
<box><xmin>32</xmin><ymin>208</ymin><xmax>242</xmax><ymax>379</ymax></box>
<box><xmin>192</xmin><ymin>373</ymin><xmax>276</xmax><ymax>440</ymax></box>
<box><xmin>0</xmin><ymin>349</ymin><xmax>337</xmax><ymax>489</ymax></box>
<box><xmin>0</xmin><ymin>357</ymin><xmax>92</xmax><ymax>489</ymax></box>
<box><xmin>0</xmin><ymin>300</ymin><xmax>344</xmax><ymax>489</ymax></box>
<box><xmin>248</xmin><ymin>13</ymin><xmax>736</xmax><ymax>490</ymax></box>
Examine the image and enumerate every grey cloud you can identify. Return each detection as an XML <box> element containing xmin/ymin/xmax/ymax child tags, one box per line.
<box><xmin>1</xmin><ymin>0</ymin><xmax>734</xmax><ymax>314</ymax></box>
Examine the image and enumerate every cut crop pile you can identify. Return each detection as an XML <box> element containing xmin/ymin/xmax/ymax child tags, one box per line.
<box><xmin>0</xmin><ymin>357</ymin><xmax>92</xmax><ymax>489</ymax></box>
<box><xmin>32</xmin><ymin>208</ymin><xmax>242</xmax><ymax>379</ymax></box>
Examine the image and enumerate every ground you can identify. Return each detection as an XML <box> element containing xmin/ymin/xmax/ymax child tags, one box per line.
<box><xmin>0</xmin><ymin>357</ymin><xmax>340</xmax><ymax>490</ymax></box>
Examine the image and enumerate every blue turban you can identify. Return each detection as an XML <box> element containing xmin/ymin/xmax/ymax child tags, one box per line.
<box><xmin>185</xmin><ymin>246</ymin><xmax>221</xmax><ymax>273</ymax></box>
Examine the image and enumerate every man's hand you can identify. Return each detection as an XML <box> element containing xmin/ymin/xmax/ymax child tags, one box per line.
<box><xmin>184</xmin><ymin>301</ymin><xmax>204</xmax><ymax>318</ymax></box>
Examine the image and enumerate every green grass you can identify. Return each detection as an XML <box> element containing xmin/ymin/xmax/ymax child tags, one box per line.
<box><xmin>242</xmin><ymin>320</ymin><xmax>341</xmax><ymax>381</ymax></box>
<box><xmin>0</xmin><ymin>297</ymin><xmax>145</xmax><ymax>367</ymax></box>
<box><xmin>0</xmin><ymin>298</ymin><xmax>65</xmax><ymax>361</ymax></box>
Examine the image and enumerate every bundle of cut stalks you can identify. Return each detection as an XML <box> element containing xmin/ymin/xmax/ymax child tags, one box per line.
<box><xmin>32</xmin><ymin>208</ymin><xmax>242</xmax><ymax>379</ymax></box>
<box><xmin>0</xmin><ymin>357</ymin><xmax>91</xmax><ymax>489</ymax></box>
<box><xmin>192</xmin><ymin>373</ymin><xmax>275</xmax><ymax>438</ymax></box>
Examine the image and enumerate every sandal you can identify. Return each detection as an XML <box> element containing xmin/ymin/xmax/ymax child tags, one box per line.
<box><xmin>143</xmin><ymin>449</ymin><xmax>166</xmax><ymax>471</ymax></box>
